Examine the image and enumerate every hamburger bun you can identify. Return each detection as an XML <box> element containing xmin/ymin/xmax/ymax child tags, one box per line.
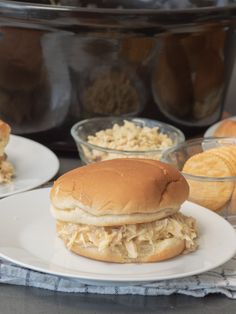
<box><xmin>214</xmin><ymin>119</ymin><xmax>236</xmax><ymax>137</ymax></box>
<box><xmin>50</xmin><ymin>158</ymin><xmax>197</xmax><ymax>263</ymax></box>
<box><xmin>68</xmin><ymin>238</ymin><xmax>185</xmax><ymax>263</ymax></box>
<box><xmin>50</xmin><ymin>158</ymin><xmax>189</xmax><ymax>225</ymax></box>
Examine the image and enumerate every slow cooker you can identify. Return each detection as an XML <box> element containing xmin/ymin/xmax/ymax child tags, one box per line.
<box><xmin>0</xmin><ymin>0</ymin><xmax>236</xmax><ymax>152</ymax></box>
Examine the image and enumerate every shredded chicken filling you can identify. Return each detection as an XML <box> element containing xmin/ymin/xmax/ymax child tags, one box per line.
<box><xmin>57</xmin><ymin>213</ymin><xmax>198</xmax><ymax>259</ymax></box>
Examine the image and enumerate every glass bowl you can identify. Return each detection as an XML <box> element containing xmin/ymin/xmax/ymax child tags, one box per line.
<box><xmin>71</xmin><ymin>117</ymin><xmax>185</xmax><ymax>164</ymax></box>
<box><xmin>161</xmin><ymin>137</ymin><xmax>236</xmax><ymax>225</ymax></box>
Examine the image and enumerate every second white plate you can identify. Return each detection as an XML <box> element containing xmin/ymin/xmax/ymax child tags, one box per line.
<box><xmin>0</xmin><ymin>135</ymin><xmax>59</xmax><ymax>198</ymax></box>
<box><xmin>0</xmin><ymin>188</ymin><xmax>235</xmax><ymax>285</ymax></box>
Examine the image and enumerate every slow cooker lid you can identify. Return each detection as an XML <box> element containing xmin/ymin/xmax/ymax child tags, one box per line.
<box><xmin>5</xmin><ymin>0</ymin><xmax>236</xmax><ymax>10</ymax></box>
<box><xmin>1</xmin><ymin>0</ymin><xmax>236</xmax><ymax>29</ymax></box>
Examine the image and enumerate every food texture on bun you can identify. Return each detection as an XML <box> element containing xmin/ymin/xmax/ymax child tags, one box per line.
<box><xmin>50</xmin><ymin>158</ymin><xmax>198</xmax><ymax>263</ymax></box>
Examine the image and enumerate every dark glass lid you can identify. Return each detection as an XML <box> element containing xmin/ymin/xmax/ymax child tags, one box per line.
<box><xmin>7</xmin><ymin>0</ymin><xmax>236</xmax><ymax>10</ymax></box>
<box><xmin>1</xmin><ymin>1</ymin><xmax>236</xmax><ymax>29</ymax></box>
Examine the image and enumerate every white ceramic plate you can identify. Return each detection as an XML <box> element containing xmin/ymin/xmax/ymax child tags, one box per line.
<box><xmin>0</xmin><ymin>135</ymin><xmax>59</xmax><ymax>198</ymax></box>
<box><xmin>0</xmin><ymin>188</ymin><xmax>235</xmax><ymax>285</ymax></box>
<box><xmin>204</xmin><ymin>116</ymin><xmax>236</xmax><ymax>137</ymax></box>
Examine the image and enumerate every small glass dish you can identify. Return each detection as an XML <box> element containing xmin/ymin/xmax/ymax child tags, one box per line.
<box><xmin>71</xmin><ymin>117</ymin><xmax>185</xmax><ymax>164</ymax></box>
<box><xmin>161</xmin><ymin>137</ymin><xmax>236</xmax><ymax>225</ymax></box>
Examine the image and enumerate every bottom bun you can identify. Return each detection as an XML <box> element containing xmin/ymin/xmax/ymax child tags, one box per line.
<box><xmin>67</xmin><ymin>238</ymin><xmax>185</xmax><ymax>263</ymax></box>
<box><xmin>56</xmin><ymin>220</ymin><xmax>186</xmax><ymax>263</ymax></box>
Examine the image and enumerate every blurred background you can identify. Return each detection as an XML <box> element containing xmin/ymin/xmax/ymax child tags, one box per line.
<box><xmin>0</xmin><ymin>1</ymin><xmax>236</xmax><ymax>152</ymax></box>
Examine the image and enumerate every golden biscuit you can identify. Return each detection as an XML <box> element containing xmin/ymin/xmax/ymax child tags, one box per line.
<box><xmin>183</xmin><ymin>149</ymin><xmax>235</xmax><ymax>212</ymax></box>
<box><xmin>218</xmin><ymin>145</ymin><xmax>236</xmax><ymax>162</ymax></box>
<box><xmin>187</xmin><ymin>178</ymin><xmax>234</xmax><ymax>212</ymax></box>
<box><xmin>206</xmin><ymin>147</ymin><xmax>236</xmax><ymax>175</ymax></box>
<box><xmin>183</xmin><ymin>152</ymin><xmax>233</xmax><ymax>177</ymax></box>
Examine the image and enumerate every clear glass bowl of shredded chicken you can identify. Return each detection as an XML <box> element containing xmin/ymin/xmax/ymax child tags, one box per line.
<box><xmin>71</xmin><ymin>117</ymin><xmax>185</xmax><ymax>164</ymax></box>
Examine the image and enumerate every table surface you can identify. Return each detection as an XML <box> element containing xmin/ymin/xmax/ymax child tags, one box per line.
<box><xmin>1</xmin><ymin>156</ymin><xmax>236</xmax><ymax>314</ymax></box>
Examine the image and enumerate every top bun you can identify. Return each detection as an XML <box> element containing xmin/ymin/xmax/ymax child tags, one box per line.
<box><xmin>50</xmin><ymin>158</ymin><xmax>189</xmax><ymax>219</ymax></box>
<box><xmin>214</xmin><ymin>119</ymin><xmax>236</xmax><ymax>137</ymax></box>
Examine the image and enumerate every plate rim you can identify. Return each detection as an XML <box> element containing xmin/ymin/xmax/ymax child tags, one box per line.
<box><xmin>0</xmin><ymin>135</ymin><xmax>59</xmax><ymax>198</ymax></box>
<box><xmin>0</xmin><ymin>187</ymin><xmax>235</xmax><ymax>283</ymax></box>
